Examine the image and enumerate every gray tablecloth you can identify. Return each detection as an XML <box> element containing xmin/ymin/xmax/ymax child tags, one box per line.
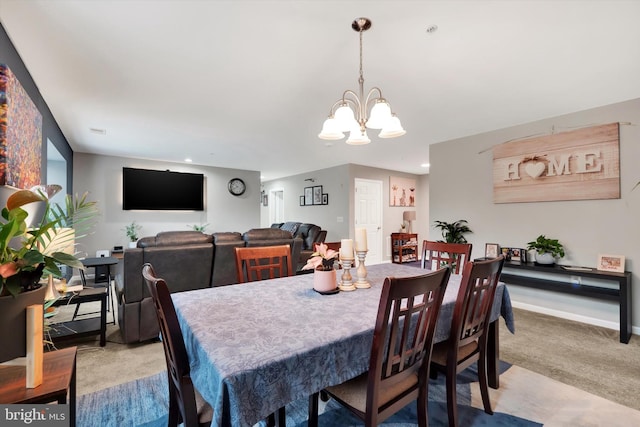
<box><xmin>172</xmin><ymin>263</ymin><xmax>514</xmax><ymax>427</ymax></box>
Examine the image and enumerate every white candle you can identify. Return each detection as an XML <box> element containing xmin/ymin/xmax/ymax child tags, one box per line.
<box><xmin>341</xmin><ymin>239</ymin><xmax>354</xmax><ymax>259</ymax></box>
<box><xmin>355</xmin><ymin>228</ymin><xmax>368</xmax><ymax>251</ymax></box>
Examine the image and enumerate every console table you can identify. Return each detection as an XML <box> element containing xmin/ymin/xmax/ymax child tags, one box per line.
<box><xmin>500</xmin><ymin>261</ymin><xmax>632</xmax><ymax>343</ymax></box>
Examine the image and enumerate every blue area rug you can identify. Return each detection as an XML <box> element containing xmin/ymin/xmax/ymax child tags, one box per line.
<box><xmin>77</xmin><ymin>361</ymin><xmax>541</xmax><ymax>426</ymax></box>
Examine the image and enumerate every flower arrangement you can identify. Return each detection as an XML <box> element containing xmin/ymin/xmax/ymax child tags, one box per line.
<box><xmin>0</xmin><ymin>186</ymin><xmax>98</xmax><ymax>297</ymax></box>
<box><xmin>302</xmin><ymin>243</ymin><xmax>339</xmax><ymax>271</ymax></box>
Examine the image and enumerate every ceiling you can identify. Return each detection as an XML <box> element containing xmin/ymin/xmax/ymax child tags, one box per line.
<box><xmin>1</xmin><ymin>1</ymin><xmax>639</xmax><ymax>181</ymax></box>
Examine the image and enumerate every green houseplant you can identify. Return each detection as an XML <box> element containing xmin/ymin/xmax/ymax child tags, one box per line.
<box><xmin>0</xmin><ymin>187</ymin><xmax>97</xmax><ymax>297</ymax></box>
<box><xmin>526</xmin><ymin>234</ymin><xmax>565</xmax><ymax>264</ymax></box>
<box><xmin>124</xmin><ymin>221</ymin><xmax>142</xmax><ymax>247</ymax></box>
<box><xmin>0</xmin><ymin>185</ymin><xmax>98</xmax><ymax>362</ymax></box>
<box><xmin>433</xmin><ymin>219</ymin><xmax>473</xmax><ymax>243</ymax></box>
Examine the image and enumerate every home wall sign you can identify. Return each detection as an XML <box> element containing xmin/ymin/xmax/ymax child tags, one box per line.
<box><xmin>0</xmin><ymin>64</ymin><xmax>42</xmax><ymax>189</ymax></box>
<box><xmin>492</xmin><ymin>123</ymin><xmax>620</xmax><ymax>203</ymax></box>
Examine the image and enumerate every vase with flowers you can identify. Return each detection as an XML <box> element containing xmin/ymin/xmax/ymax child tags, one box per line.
<box><xmin>0</xmin><ymin>185</ymin><xmax>98</xmax><ymax>362</ymax></box>
<box><xmin>302</xmin><ymin>243</ymin><xmax>339</xmax><ymax>293</ymax></box>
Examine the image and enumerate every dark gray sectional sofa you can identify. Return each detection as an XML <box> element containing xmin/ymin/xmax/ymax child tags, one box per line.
<box><xmin>115</xmin><ymin>229</ymin><xmax>302</xmax><ymax>343</ymax></box>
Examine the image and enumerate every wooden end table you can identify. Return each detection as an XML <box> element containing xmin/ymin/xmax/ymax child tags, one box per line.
<box><xmin>0</xmin><ymin>346</ymin><xmax>77</xmax><ymax>426</ymax></box>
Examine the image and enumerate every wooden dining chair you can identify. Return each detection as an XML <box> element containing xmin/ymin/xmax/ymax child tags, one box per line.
<box><xmin>429</xmin><ymin>255</ymin><xmax>505</xmax><ymax>427</ymax></box>
<box><xmin>234</xmin><ymin>244</ymin><xmax>293</xmax><ymax>283</ymax></box>
<box><xmin>308</xmin><ymin>267</ymin><xmax>452</xmax><ymax>427</ymax></box>
<box><xmin>142</xmin><ymin>263</ymin><xmax>213</xmax><ymax>427</ymax></box>
<box><xmin>421</xmin><ymin>240</ymin><xmax>472</xmax><ymax>274</ymax></box>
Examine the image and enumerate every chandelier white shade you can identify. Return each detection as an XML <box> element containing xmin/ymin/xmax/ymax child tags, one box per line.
<box><xmin>319</xmin><ymin>17</ymin><xmax>405</xmax><ymax>144</ymax></box>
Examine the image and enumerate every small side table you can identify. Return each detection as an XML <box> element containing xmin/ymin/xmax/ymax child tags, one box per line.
<box><xmin>0</xmin><ymin>346</ymin><xmax>77</xmax><ymax>426</ymax></box>
<box><xmin>78</xmin><ymin>256</ymin><xmax>119</xmax><ymax>324</ymax></box>
<box><xmin>51</xmin><ymin>287</ymin><xmax>107</xmax><ymax>346</ymax></box>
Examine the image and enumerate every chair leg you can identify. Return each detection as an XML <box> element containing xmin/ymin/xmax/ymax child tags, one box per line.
<box><xmin>417</xmin><ymin>383</ymin><xmax>429</xmax><ymax>427</ymax></box>
<box><xmin>445</xmin><ymin>366</ymin><xmax>458</xmax><ymax>427</ymax></box>
<box><xmin>308</xmin><ymin>392</ymin><xmax>319</xmax><ymax>427</ymax></box>
<box><xmin>266</xmin><ymin>406</ymin><xmax>286</xmax><ymax>427</ymax></box>
<box><xmin>477</xmin><ymin>356</ymin><xmax>493</xmax><ymax>415</ymax></box>
<box><xmin>167</xmin><ymin>386</ymin><xmax>180</xmax><ymax>427</ymax></box>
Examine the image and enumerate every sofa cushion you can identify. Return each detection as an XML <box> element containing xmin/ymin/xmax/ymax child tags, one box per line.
<box><xmin>279</xmin><ymin>221</ymin><xmax>301</xmax><ymax>235</ymax></box>
<box><xmin>138</xmin><ymin>230</ymin><xmax>213</xmax><ymax>247</ymax></box>
<box><xmin>296</xmin><ymin>223</ymin><xmax>321</xmax><ymax>250</ymax></box>
<box><xmin>243</xmin><ymin>228</ymin><xmax>293</xmax><ymax>241</ymax></box>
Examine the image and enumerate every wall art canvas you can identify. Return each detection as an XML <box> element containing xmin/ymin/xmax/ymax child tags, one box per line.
<box><xmin>389</xmin><ymin>176</ymin><xmax>416</xmax><ymax>207</ymax></box>
<box><xmin>0</xmin><ymin>64</ymin><xmax>42</xmax><ymax>189</ymax></box>
<box><xmin>493</xmin><ymin>123</ymin><xmax>619</xmax><ymax>203</ymax></box>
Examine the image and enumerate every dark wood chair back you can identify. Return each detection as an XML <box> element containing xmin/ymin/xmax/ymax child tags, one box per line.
<box><xmin>368</xmin><ymin>267</ymin><xmax>451</xmax><ymax>423</ymax></box>
<box><xmin>142</xmin><ymin>263</ymin><xmax>212</xmax><ymax>427</ymax></box>
<box><xmin>312</xmin><ymin>267</ymin><xmax>451</xmax><ymax>426</ymax></box>
<box><xmin>314</xmin><ymin>241</ymin><xmax>341</xmax><ymax>252</ymax></box>
<box><xmin>234</xmin><ymin>244</ymin><xmax>293</xmax><ymax>283</ymax></box>
<box><xmin>430</xmin><ymin>255</ymin><xmax>505</xmax><ymax>427</ymax></box>
<box><xmin>421</xmin><ymin>240</ymin><xmax>472</xmax><ymax>274</ymax></box>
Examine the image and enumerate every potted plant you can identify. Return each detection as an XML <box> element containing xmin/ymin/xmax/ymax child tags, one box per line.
<box><xmin>302</xmin><ymin>243</ymin><xmax>339</xmax><ymax>293</ymax></box>
<box><xmin>124</xmin><ymin>221</ymin><xmax>142</xmax><ymax>248</ymax></box>
<box><xmin>433</xmin><ymin>219</ymin><xmax>472</xmax><ymax>243</ymax></box>
<box><xmin>188</xmin><ymin>223</ymin><xmax>209</xmax><ymax>233</ymax></box>
<box><xmin>0</xmin><ymin>185</ymin><xmax>97</xmax><ymax>362</ymax></box>
<box><xmin>526</xmin><ymin>234</ymin><xmax>565</xmax><ymax>265</ymax></box>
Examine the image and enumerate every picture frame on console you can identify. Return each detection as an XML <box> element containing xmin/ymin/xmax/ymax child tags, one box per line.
<box><xmin>485</xmin><ymin>243</ymin><xmax>499</xmax><ymax>258</ymax></box>
<box><xmin>597</xmin><ymin>254</ymin><xmax>625</xmax><ymax>273</ymax></box>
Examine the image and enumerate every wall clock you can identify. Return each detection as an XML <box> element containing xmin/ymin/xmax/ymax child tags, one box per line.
<box><xmin>228</xmin><ymin>178</ymin><xmax>246</xmax><ymax>196</ymax></box>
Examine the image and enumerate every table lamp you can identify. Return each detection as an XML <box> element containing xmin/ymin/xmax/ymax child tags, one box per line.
<box><xmin>403</xmin><ymin>211</ymin><xmax>416</xmax><ymax>234</ymax></box>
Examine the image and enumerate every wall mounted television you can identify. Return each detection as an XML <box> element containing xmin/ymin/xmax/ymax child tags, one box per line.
<box><xmin>122</xmin><ymin>167</ymin><xmax>204</xmax><ymax>211</ymax></box>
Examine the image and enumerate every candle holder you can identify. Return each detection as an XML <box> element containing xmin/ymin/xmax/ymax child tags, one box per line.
<box><xmin>354</xmin><ymin>250</ymin><xmax>370</xmax><ymax>289</ymax></box>
<box><xmin>338</xmin><ymin>258</ymin><xmax>356</xmax><ymax>291</ymax></box>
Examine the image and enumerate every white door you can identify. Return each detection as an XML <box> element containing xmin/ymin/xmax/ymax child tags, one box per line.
<box><xmin>354</xmin><ymin>178</ymin><xmax>383</xmax><ymax>265</ymax></box>
<box><xmin>269</xmin><ymin>189</ymin><xmax>284</xmax><ymax>225</ymax></box>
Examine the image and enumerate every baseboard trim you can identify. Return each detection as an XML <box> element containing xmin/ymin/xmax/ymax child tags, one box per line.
<box><xmin>511</xmin><ymin>301</ymin><xmax>640</xmax><ymax>335</ymax></box>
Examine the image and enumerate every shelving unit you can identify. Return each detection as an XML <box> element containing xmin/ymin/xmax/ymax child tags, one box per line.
<box><xmin>391</xmin><ymin>233</ymin><xmax>418</xmax><ymax>263</ymax></box>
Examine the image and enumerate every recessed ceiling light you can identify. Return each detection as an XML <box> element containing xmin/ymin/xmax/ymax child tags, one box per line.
<box><xmin>89</xmin><ymin>128</ymin><xmax>106</xmax><ymax>135</ymax></box>
<box><xmin>185</xmin><ymin>158</ymin><xmax>193</xmax><ymax>163</ymax></box>
<box><xmin>420</xmin><ymin>163</ymin><xmax>430</xmax><ymax>168</ymax></box>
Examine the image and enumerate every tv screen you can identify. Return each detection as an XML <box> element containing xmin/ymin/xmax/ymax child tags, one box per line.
<box><xmin>122</xmin><ymin>167</ymin><xmax>204</xmax><ymax>210</ymax></box>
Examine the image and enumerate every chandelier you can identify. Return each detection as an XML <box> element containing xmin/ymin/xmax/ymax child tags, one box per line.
<box><xmin>318</xmin><ymin>17</ymin><xmax>406</xmax><ymax>145</ymax></box>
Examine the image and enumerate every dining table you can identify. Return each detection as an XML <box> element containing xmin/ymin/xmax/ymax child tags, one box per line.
<box><xmin>172</xmin><ymin>262</ymin><xmax>515</xmax><ymax>427</ymax></box>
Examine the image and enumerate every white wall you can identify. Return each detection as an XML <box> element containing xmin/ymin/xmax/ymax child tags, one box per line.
<box><xmin>262</xmin><ymin>163</ymin><xmax>424</xmax><ymax>262</ymax></box>
<box><xmin>430</xmin><ymin>98</ymin><xmax>640</xmax><ymax>331</ymax></box>
<box><xmin>73</xmin><ymin>153</ymin><xmax>260</xmax><ymax>257</ymax></box>
<box><xmin>260</xmin><ymin>165</ymin><xmax>351</xmax><ymax>242</ymax></box>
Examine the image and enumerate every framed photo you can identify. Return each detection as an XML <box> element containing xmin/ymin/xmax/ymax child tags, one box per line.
<box><xmin>322</xmin><ymin>193</ymin><xmax>328</xmax><ymax>205</ymax></box>
<box><xmin>312</xmin><ymin>185</ymin><xmax>323</xmax><ymax>205</ymax></box>
<box><xmin>501</xmin><ymin>247</ymin><xmax>512</xmax><ymax>261</ymax></box>
<box><xmin>597</xmin><ymin>254</ymin><xmax>625</xmax><ymax>273</ymax></box>
<box><xmin>510</xmin><ymin>247</ymin><xmax>522</xmax><ymax>262</ymax></box>
<box><xmin>485</xmin><ymin>243</ymin><xmax>499</xmax><ymax>259</ymax></box>
<box><xmin>304</xmin><ymin>187</ymin><xmax>313</xmax><ymax>206</ymax></box>
<box><xmin>389</xmin><ymin>176</ymin><xmax>416</xmax><ymax>207</ymax></box>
